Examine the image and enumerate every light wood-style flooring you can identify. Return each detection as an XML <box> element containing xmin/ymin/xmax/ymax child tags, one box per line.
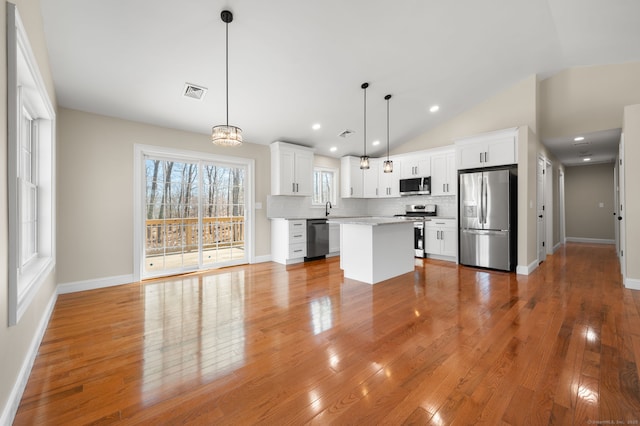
<box><xmin>14</xmin><ymin>243</ymin><xmax>640</xmax><ymax>424</ymax></box>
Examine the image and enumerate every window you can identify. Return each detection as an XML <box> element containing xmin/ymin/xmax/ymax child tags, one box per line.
<box><xmin>7</xmin><ymin>3</ymin><xmax>56</xmax><ymax>325</ymax></box>
<box><xmin>312</xmin><ymin>167</ymin><xmax>338</xmax><ymax>205</ymax></box>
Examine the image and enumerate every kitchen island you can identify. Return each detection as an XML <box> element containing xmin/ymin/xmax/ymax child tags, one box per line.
<box><xmin>327</xmin><ymin>217</ymin><xmax>415</xmax><ymax>285</ymax></box>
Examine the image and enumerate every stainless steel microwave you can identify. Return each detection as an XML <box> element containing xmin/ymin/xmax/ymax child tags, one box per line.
<box><xmin>399</xmin><ymin>177</ymin><xmax>430</xmax><ymax>196</ymax></box>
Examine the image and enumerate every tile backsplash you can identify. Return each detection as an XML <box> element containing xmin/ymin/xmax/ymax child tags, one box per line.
<box><xmin>267</xmin><ymin>194</ymin><xmax>457</xmax><ymax>219</ymax></box>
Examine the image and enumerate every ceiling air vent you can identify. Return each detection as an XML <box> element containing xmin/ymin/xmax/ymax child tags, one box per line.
<box><xmin>183</xmin><ymin>83</ymin><xmax>207</xmax><ymax>100</ymax></box>
<box><xmin>338</xmin><ymin>129</ymin><xmax>355</xmax><ymax>138</ymax></box>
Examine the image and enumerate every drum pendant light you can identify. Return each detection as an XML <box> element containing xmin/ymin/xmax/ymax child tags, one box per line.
<box><xmin>211</xmin><ymin>10</ymin><xmax>243</xmax><ymax>146</ymax></box>
<box><xmin>360</xmin><ymin>82</ymin><xmax>370</xmax><ymax>169</ymax></box>
<box><xmin>383</xmin><ymin>94</ymin><xmax>393</xmax><ymax>173</ymax></box>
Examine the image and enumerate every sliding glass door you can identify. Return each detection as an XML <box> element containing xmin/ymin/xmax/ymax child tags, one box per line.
<box><xmin>142</xmin><ymin>154</ymin><xmax>248</xmax><ymax>278</ymax></box>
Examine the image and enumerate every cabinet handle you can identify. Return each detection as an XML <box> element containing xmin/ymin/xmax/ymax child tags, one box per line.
<box><xmin>485</xmin><ymin>152</ymin><xmax>488</xmax><ymax>163</ymax></box>
<box><xmin>446</xmin><ymin>183</ymin><xmax>449</xmax><ymax>192</ymax></box>
<box><xmin>294</xmin><ymin>249</ymin><xmax>303</xmax><ymax>253</ymax></box>
<box><xmin>376</xmin><ymin>188</ymin><xmax>378</xmax><ymax>196</ymax></box>
<box><xmin>292</xmin><ymin>182</ymin><xmax>296</xmax><ymax>192</ymax></box>
<box><xmin>351</xmin><ymin>187</ymin><xmax>353</xmax><ymax>196</ymax></box>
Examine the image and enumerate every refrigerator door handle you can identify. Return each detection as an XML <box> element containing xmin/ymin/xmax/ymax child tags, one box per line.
<box><xmin>482</xmin><ymin>175</ymin><xmax>489</xmax><ymax>224</ymax></box>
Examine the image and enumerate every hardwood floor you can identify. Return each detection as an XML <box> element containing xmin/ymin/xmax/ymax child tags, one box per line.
<box><xmin>14</xmin><ymin>243</ymin><xmax>640</xmax><ymax>425</ymax></box>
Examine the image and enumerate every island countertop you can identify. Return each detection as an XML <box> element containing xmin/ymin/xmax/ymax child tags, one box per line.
<box><xmin>326</xmin><ymin>217</ymin><xmax>414</xmax><ymax>226</ymax></box>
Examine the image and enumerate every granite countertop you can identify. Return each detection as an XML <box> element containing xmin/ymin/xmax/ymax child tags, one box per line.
<box><xmin>327</xmin><ymin>217</ymin><xmax>416</xmax><ymax>226</ymax></box>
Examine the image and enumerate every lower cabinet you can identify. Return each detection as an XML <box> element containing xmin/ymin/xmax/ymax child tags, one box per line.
<box><xmin>271</xmin><ymin>219</ymin><xmax>307</xmax><ymax>264</ymax></box>
<box><xmin>424</xmin><ymin>219</ymin><xmax>457</xmax><ymax>260</ymax></box>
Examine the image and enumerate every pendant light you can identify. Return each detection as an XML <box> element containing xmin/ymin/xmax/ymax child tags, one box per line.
<box><xmin>383</xmin><ymin>94</ymin><xmax>393</xmax><ymax>173</ymax></box>
<box><xmin>360</xmin><ymin>82</ymin><xmax>370</xmax><ymax>169</ymax></box>
<box><xmin>211</xmin><ymin>10</ymin><xmax>243</xmax><ymax>146</ymax></box>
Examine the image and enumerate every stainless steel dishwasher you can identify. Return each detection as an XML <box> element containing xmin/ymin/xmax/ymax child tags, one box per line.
<box><xmin>305</xmin><ymin>219</ymin><xmax>329</xmax><ymax>260</ymax></box>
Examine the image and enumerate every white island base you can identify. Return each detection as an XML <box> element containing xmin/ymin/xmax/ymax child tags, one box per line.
<box><xmin>333</xmin><ymin>219</ymin><xmax>415</xmax><ymax>285</ymax></box>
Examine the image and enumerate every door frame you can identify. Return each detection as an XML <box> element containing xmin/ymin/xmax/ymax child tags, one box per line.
<box><xmin>537</xmin><ymin>155</ymin><xmax>546</xmax><ymax>263</ymax></box>
<box><xmin>133</xmin><ymin>144</ymin><xmax>255</xmax><ymax>281</ymax></box>
<box><xmin>618</xmin><ymin>134</ymin><xmax>626</xmax><ymax>278</ymax></box>
<box><xmin>545</xmin><ymin>159</ymin><xmax>553</xmax><ymax>254</ymax></box>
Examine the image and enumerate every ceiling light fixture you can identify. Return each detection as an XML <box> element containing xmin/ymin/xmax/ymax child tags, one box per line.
<box><xmin>574</xmin><ymin>136</ymin><xmax>585</xmax><ymax>141</ymax></box>
<box><xmin>330</xmin><ymin>146</ymin><xmax>337</xmax><ymax>152</ymax></box>
<box><xmin>360</xmin><ymin>82</ymin><xmax>370</xmax><ymax>169</ymax></box>
<box><xmin>211</xmin><ymin>10</ymin><xmax>243</xmax><ymax>147</ymax></box>
<box><xmin>372</xmin><ymin>140</ymin><xmax>380</xmax><ymax>146</ymax></box>
<box><xmin>383</xmin><ymin>94</ymin><xmax>393</xmax><ymax>173</ymax></box>
<box><xmin>312</xmin><ymin>123</ymin><xmax>321</xmax><ymax>130</ymax></box>
<box><xmin>583</xmin><ymin>158</ymin><xmax>591</xmax><ymax>162</ymax></box>
<box><xmin>429</xmin><ymin>105</ymin><xmax>440</xmax><ymax>113</ymax></box>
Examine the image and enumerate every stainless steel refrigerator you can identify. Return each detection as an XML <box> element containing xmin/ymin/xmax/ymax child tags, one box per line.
<box><xmin>459</xmin><ymin>167</ymin><xmax>517</xmax><ymax>271</ymax></box>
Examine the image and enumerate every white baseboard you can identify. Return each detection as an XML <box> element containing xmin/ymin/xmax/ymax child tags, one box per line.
<box><xmin>516</xmin><ymin>259</ymin><xmax>538</xmax><ymax>275</ymax></box>
<box><xmin>57</xmin><ymin>274</ymin><xmax>135</xmax><ymax>294</ymax></box>
<box><xmin>553</xmin><ymin>242</ymin><xmax>562</xmax><ymax>253</ymax></box>
<box><xmin>1</xmin><ymin>290</ymin><xmax>57</xmax><ymax>426</ymax></box>
<box><xmin>565</xmin><ymin>237</ymin><xmax>615</xmax><ymax>245</ymax></box>
<box><xmin>251</xmin><ymin>254</ymin><xmax>272</xmax><ymax>264</ymax></box>
<box><xmin>624</xmin><ymin>276</ymin><xmax>640</xmax><ymax>291</ymax></box>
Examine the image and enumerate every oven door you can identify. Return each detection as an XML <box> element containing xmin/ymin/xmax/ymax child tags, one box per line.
<box><xmin>414</xmin><ymin>221</ymin><xmax>425</xmax><ymax>258</ymax></box>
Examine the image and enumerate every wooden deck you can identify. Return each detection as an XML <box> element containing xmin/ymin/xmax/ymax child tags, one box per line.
<box><xmin>14</xmin><ymin>243</ymin><xmax>640</xmax><ymax>424</ymax></box>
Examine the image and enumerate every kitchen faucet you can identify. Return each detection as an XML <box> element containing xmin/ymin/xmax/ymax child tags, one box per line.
<box><xmin>325</xmin><ymin>201</ymin><xmax>332</xmax><ymax>216</ymax></box>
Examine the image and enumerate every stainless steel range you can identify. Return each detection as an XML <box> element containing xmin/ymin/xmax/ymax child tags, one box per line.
<box><xmin>395</xmin><ymin>204</ymin><xmax>437</xmax><ymax>258</ymax></box>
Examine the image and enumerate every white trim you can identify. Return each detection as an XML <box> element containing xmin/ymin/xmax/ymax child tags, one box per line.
<box><xmin>624</xmin><ymin>277</ymin><xmax>640</xmax><ymax>291</ymax></box>
<box><xmin>0</xmin><ymin>290</ymin><xmax>57</xmax><ymax>426</ymax></box>
<box><xmin>553</xmin><ymin>242</ymin><xmax>562</xmax><ymax>253</ymax></box>
<box><xmin>516</xmin><ymin>259</ymin><xmax>539</xmax><ymax>275</ymax></box>
<box><xmin>57</xmin><ymin>274</ymin><xmax>135</xmax><ymax>294</ymax></box>
<box><xmin>565</xmin><ymin>237</ymin><xmax>615</xmax><ymax>245</ymax></box>
<box><xmin>251</xmin><ymin>254</ymin><xmax>272</xmax><ymax>264</ymax></box>
<box><xmin>133</xmin><ymin>144</ymin><xmax>255</xmax><ymax>281</ymax></box>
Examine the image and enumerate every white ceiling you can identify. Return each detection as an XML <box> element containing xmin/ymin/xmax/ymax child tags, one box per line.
<box><xmin>40</xmin><ymin>0</ymin><xmax>640</xmax><ymax>162</ymax></box>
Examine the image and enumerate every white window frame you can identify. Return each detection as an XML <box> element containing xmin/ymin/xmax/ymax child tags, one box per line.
<box><xmin>7</xmin><ymin>3</ymin><xmax>56</xmax><ymax>326</ymax></box>
<box><xmin>133</xmin><ymin>144</ymin><xmax>255</xmax><ymax>281</ymax></box>
<box><xmin>311</xmin><ymin>166</ymin><xmax>338</xmax><ymax>207</ymax></box>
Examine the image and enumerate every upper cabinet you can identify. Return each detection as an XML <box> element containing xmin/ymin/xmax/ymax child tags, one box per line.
<box><xmin>399</xmin><ymin>152</ymin><xmax>430</xmax><ymax>178</ymax></box>
<box><xmin>341</xmin><ymin>156</ymin><xmax>364</xmax><ymax>198</ymax></box>
<box><xmin>362</xmin><ymin>158</ymin><xmax>380</xmax><ymax>198</ymax></box>
<box><xmin>271</xmin><ymin>141</ymin><xmax>314</xmax><ymax>196</ymax></box>
<box><xmin>455</xmin><ymin>127</ymin><xmax>518</xmax><ymax>170</ymax></box>
<box><xmin>378</xmin><ymin>159</ymin><xmax>401</xmax><ymax>198</ymax></box>
<box><xmin>431</xmin><ymin>150</ymin><xmax>456</xmax><ymax>196</ymax></box>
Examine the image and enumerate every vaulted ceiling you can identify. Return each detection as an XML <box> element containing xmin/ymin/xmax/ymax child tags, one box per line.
<box><xmin>40</xmin><ymin>0</ymin><xmax>640</xmax><ymax>162</ymax></box>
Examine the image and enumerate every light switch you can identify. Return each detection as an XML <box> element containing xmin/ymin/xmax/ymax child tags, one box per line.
<box><xmin>599</xmin><ymin>202</ymin><xmax>604</xmax><ymax>208</ymax></box>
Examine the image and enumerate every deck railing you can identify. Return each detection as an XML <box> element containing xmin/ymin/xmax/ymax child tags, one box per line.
<box><xmin>145</xmin><ymin>216</ymin><xmax>244</xmax><ymax>256</ymax></box>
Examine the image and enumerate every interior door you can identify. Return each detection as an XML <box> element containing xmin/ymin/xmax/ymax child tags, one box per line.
<box><xmin>537</xmin><ymin>156</ymin><xmax>546</xmax><ymax>263</ymax></box>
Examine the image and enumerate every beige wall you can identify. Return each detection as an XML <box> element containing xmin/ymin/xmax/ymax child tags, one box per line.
<box><xmin>623</xmin><ymin>105</ymin><xmax>640</xmax><ymax>282</ymax></box>
<box><xmin>540</xmin><ymin>63</ymin><xmax>640</xmax><ymax>139</ymax></box>
<box><xmin>392</xmin><ymin>75</ymin><xmax>538</xmax><ymax>154</ymax></box>
<box><xmin>0</xmin><ymin>0</ymin><xmax>58</xmax><ymax>421</ymax></box>
<box><xmin>564</xmin><ymin>163</ymin><xmax>615</xmax><ymax>241</ymax></box>
<box><xmin>57</xmin><ymin>108</ymin><xmax>271</xmax><ymax>284</ymax></box>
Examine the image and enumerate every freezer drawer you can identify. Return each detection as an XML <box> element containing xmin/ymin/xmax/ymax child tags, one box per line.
<box><xmin>459</xmin><ymin>229</ymin><xmax>511</xmax><ymax>271</ymax></box>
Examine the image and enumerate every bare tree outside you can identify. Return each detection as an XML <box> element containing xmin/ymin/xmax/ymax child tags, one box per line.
<box><xmin>144</xmin><ymin>158</ymin><xmax>246</xmax><ymax>275</ymax></box>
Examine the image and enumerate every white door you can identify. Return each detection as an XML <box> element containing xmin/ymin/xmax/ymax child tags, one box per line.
<box><xmin>619</xmin><ymin>135</ymin><xmax>626</xmax><ymax>277</ymax></box>
<box><xmin>537</xmin><ymin>156</ymin><xmax>546</xmax><ymax>263</ymax></box>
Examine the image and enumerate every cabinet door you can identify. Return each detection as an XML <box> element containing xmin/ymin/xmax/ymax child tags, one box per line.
<box><xmin>431</xmin><ymin>154</ymin><xmax>448</xmax><ymax>196</ymax></box>
<box><xmin>329</xmin><ymin>223</ymin><xmax>340</xmax><ymax>253</ymax></box>
<box><xmin>457</xmin><ymin>143</ymin><xmax>485</xmax><ymax>170</ymax></box>
<box><xmin>445</xmin><ymin>153</ymin><xmax>456</xmax><ymax>195</ymax></box>
<box><xmin>279</xmin><ymin>148</ymin><xmax>296</xmax><ymax>195</ymax></box>
<box><xmin>424</xmin><ymin>228</ymin><xmax>440</xmax><ymax>255</ymax></box>
<box><xmin>294</xmin><ymin>150</ymin><xmax>314</xmax><ymax>196</ymax></box>
<box><xmin>486</xmin><ymin>137</ymin><xmax>516</xmax><ymax>166</ymax></box>
<box><xmin>363</xmin><ymin>159</ymin><xmax>380</xmax><ymax>198</ymax></box>
<box><xmin>440</xmin><ymin>228</ymin><xmax>457</xmax><ymax>257</ymax></box>
<box><xmin>340</xmin><ymin>157</ymin><xmax>363</xmax><ymax>198</ymax></box>
<box><xmin>379</xmin><ymin>160</ymin><xmax>401</xmax><ymax>197</ymax></box>
<box><xmin>401</xmin><ymin>155</ymin><xmax>429</xmax><ymax>178</ymax></box>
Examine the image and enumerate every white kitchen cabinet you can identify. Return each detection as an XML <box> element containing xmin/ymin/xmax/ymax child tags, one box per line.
<box><xmin>363</xmin><ymin>158</ymin><xmax>380</xmax><ymax>198</ymax></box>
<box><xmin>271</xmin><ymin>219</ymin><xmax>307</xmax><ymax>264</ymax></box>
<box><xmin>271</xmin><ymin>141</ymin><xmax>314</xmax><ymax>196</ymax></box>
<box><xmin>328</xmin><ymin>223</ymin><xmax>340</xmax><ymax>255</ymax></box>
<box><xmin>340</xmin><ymin>156</ymin><xmax>363</xmax><ymax>198</ymax></box>
<box><xmin>455</xmin><ymin>127</ymin><xmax>518</xmax><ymax>170</ymax></box>
<box><xmin>400</xmin><ymin>153</ymin><xmax>430</xmax><ymax>178</ymax></box>
<box><xmin>377</xmin><ymin>159</ymin><xmax>401</xmax><ymax>197</ymax></box>
<box><xmin>425</xmin><ymin>219</ymin><xmax>457</xmax><ymax>260</ymax></box>
<box><xmin>431</xmin><ymin>151</ymin><xmax>456</xmax><ymax>196</ymax></box>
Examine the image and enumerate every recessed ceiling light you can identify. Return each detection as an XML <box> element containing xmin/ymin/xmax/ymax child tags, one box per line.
<box><xmin>574</xmin><ymin>136</ymin><xmax>585</xmax><ymax>141</ymax></box>
<box><xmin>372</xmin><ymin>140</ymin><xmax>380</xmax><ymax>146</ymax></box>
<box><xmin>583</xmin><ymin>158</ymin><xmax>591</xmax><ymax>162</ymax></box>
<box><xmin>330</xmin><ymin>146</ymin><xmax>337</xmax><ymax>152</ymax></box>
<box><xmin>429</xmin><ymin>105</ymin><xmax>440</xmax><ymax>113</ymax></box>
<box><xmin>312</xmin><ymin>123</ymin><xmax>321</xmax><ymax>130</ymax></box>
